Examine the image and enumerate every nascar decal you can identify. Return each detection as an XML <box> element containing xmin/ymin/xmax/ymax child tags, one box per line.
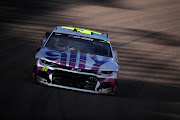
<box><xmin>45</xmin><ymin>50</ymin><xmax>109</xmax><ymax>69</ymax></box>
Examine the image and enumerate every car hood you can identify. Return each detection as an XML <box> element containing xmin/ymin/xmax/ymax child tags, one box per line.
<box><xmin>36</xmin><ymin>47</ymin><xmax>119</xmax><ymax>71</ymax></box>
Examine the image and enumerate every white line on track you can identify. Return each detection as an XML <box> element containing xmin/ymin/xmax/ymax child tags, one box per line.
<box><xmin>115</xmin><ymin>25</ymin><xmax>180</xmax><ymax>48</ymax></box>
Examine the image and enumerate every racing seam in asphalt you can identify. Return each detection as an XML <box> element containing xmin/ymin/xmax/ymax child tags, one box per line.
<box><xmin>114</xmin><ymin>25</ymin><xmax>180</xmax><ymax>48</ymax></box>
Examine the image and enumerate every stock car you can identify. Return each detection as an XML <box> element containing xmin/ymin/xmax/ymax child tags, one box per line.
<box><xmin>32</xmin><ymin>26</ymin><xmax>119</xmax><ymax>94</ymax></box>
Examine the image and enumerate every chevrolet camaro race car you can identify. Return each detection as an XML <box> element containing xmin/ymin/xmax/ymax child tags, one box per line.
<box><xmin>32</xmin><ymin>26</ymin><xmax>119</xmax><ymax>94</ymax></box>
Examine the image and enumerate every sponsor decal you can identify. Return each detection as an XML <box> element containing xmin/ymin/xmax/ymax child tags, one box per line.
<box><xmin>60</xmin><ymin>53</ymin><xmax>67</xmax><ymax>66</ymax></box>
<box><xmin>68</xmin><ymin>34</ymin><xmax>94</xmax><ymax>41</ymax></box>
<box><xmin>90</xmin><ymin>55</ymin><xmax>108</xmax><ymax>70</ymax></box>
<box><xmin>45</xmin><ymin>50</ymin><xmax>109</xmax><ymax>70</ymax></box>
<box><xmin>69</xmin><ymin>52</ymin><xmax>77</xmax><ymax>68</ymax></box>
<box><xmin>78</xmin><ymin>54</ymin><xmax>86</xmax><ymax>69</ymax></box>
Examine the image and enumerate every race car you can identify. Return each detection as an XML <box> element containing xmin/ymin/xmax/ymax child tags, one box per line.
<box><xmin>32</xmin><ymin>26</ymin><xmax>119</xmax><ymax>94</ymax></box>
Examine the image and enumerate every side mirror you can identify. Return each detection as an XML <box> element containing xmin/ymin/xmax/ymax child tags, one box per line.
<box><xmin>112</xmin><ymin>48</ymin><xmax>118</xmax><ymax>62</ymax></box>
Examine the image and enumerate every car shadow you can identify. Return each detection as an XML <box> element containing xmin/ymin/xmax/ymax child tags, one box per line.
<box><xmin>115</xmin><ymin>78</ymin><xmax>180</xmax><ymax>102</ymax></box>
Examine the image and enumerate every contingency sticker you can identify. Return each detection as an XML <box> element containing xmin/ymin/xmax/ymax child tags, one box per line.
<box><xmin>100</xmin><ymin>40</ymin><xmax>110</xmax><ymax>43</ymax></box>
<box><xmin>55</xmin><ymin>33</ymin><xmax>62</xmax><ymax>36</ymax></box>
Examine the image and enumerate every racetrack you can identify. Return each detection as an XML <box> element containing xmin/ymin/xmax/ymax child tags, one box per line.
<box><xmin>0</xmin><ymin>0</ymin><xmax>180</xmax><ymax>119</ymax></box>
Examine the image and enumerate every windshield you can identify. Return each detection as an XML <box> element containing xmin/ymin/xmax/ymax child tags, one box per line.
<box><xmin>45</xmin><ymin>33</ymin><xmax>112</xmax><ymax>57</ymax></box>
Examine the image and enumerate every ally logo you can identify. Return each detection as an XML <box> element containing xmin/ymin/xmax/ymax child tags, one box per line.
<box><xmin>42</xmin><ymin>67</ymin><xmax>48</xmax><ymax>72</ymax></box>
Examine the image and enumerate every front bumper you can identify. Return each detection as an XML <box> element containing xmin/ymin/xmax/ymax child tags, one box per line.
<box><xmin>33</xmin><ymin>63</ymin><xmax>117</xmax><ymax>94</ymax></box>
<box><xmin>34</xmin><ymin>75</ymin><xmax>114</xmax><ymax>94</ymax></box>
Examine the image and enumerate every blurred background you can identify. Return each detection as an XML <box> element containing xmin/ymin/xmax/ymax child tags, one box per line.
<box><xmin>0</xmin><ymin>0</ymin><xmax>180</xmax><ymax>120</ymax></box>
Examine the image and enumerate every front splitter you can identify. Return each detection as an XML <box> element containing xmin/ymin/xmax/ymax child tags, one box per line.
<box><xmin>34</xmin><ymin>75</ymin><xmax>113</xmax><ymax>94</ymax></box>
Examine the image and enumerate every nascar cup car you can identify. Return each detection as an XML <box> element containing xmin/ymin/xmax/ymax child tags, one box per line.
<box><xmin>33</xmin><ymin>26</ymin><xmax>119</xmax><ymax>94</ymax></box>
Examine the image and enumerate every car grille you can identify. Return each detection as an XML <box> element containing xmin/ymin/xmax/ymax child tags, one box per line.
<box><xmin>52</xmin><ymin>70</ymin><xmax>97</xmax><ymax>90</ymax></box>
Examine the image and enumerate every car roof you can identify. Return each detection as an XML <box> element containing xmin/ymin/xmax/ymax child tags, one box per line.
<box><xmin>52</xmin><ymin>26</ymin><xmax>110</xmax><ymax>41</ymax></box>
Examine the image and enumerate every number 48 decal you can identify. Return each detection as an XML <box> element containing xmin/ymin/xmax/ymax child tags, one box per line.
<box><xmin>42</xmin><ymin>67</ymin><xmax>48</xmax><ymax>72</ymax></box>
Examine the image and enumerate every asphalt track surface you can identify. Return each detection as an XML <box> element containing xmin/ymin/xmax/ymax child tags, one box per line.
<box><xmin>0</xmin><ymin>0</ymin><xmax>180</xmax><ymax>120</ymax></box>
